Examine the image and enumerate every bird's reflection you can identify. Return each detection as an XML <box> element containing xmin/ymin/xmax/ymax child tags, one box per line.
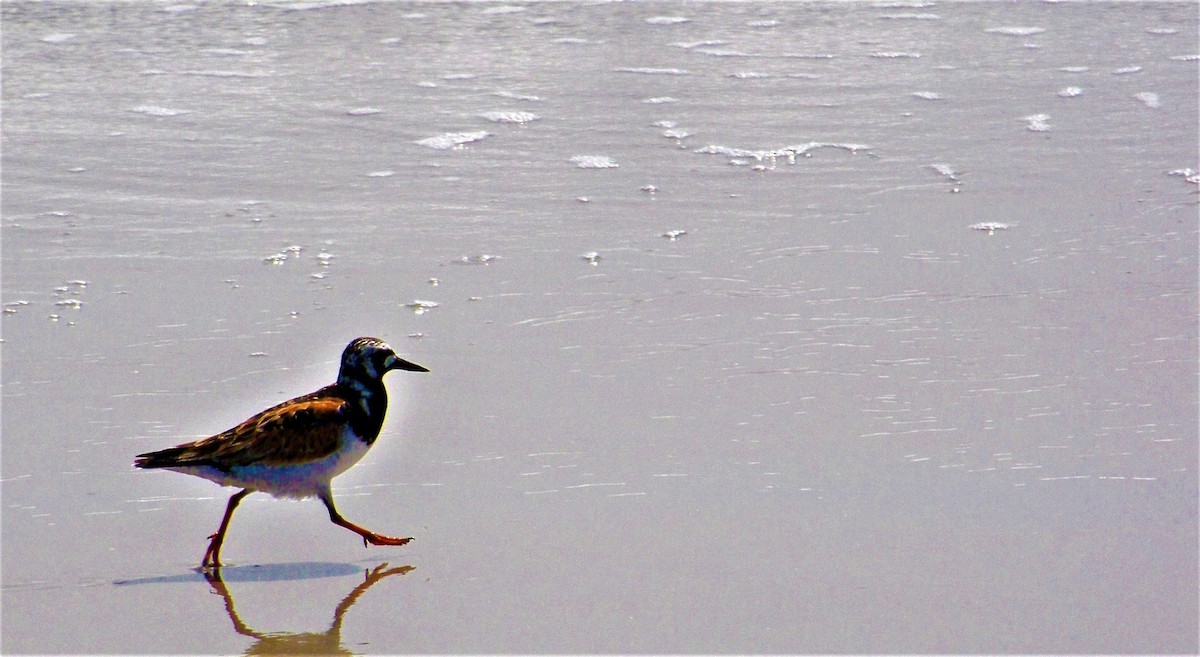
<box><xmin>203</xmin><ymin>562</ymin><xmax>413</xmax><ymax>656</ymax></box>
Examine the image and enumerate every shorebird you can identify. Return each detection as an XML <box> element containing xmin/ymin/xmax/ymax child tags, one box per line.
<box><xmin>134</xmin><ymin>337</ymin><xmax>428</xmax><ymax>568</ymax></box>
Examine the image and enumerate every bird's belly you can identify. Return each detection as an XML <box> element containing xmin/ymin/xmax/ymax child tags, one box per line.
<box><xmin>172</xmin><ymin>432</ymin><xmax>373</xmax><ymax>499</ymax></box>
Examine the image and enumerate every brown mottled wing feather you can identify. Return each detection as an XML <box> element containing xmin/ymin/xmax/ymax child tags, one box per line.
<box><xmin>135</xmin><ymin>386</ymin><xmax>349</xmax><ymax>471</ymax></box>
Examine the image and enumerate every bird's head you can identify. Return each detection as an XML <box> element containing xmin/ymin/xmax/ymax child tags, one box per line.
<box><xmin>338</xmin><ymin>337</ymin><xmax>428</xmax><ymax>386</ymax></box>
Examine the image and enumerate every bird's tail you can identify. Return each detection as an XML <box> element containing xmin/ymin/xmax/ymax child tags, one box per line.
<box><xmin>133</xmin><ymin>446</ymin><xmax>193</xmax><ymax>469</ymax></box>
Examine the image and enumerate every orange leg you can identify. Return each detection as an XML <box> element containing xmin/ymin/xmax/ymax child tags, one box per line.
<box><xmin>203</xmin><ymin>489</ymin><xmax>251</xmax><ymax>568</ymax></box>
<box><xmin>318</xmin><ymin>491</ymin><xmax>411</xmax><ymax>548</ymax></box>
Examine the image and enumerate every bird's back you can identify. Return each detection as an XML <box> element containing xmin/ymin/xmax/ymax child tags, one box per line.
<box><xmin>134</xmin><ymin>385</ymin><xmax>354</xmax><ymax>472</ymax></box>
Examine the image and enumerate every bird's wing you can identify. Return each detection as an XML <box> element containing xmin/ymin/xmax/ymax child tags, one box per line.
<box><xmin>136</xmin><ymin>391</ymin><xmax>350</xmax><ymax>470</ymax></box>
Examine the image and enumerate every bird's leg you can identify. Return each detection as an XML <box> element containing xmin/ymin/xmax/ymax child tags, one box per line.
<box><xmin>203</xmin><ymin>489</ymin><xmax>251</xmax><ymax>568</ymax></box>
<box><xmin>319</xmin><ymin>491</ymin><xmax>412</xmax><ymax>547</ymax></box>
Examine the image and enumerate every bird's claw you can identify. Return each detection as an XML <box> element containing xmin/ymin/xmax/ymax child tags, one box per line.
<box><xmin>362</xmin><ymin>533</ymin><xmax>412</xmax><ymax>547</ymax></box>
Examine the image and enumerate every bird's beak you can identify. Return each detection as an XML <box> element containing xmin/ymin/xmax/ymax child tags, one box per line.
<box><xmin>386</xmin><ymin>355</ymin><xmax>429</xmax><ymax>373</ymax></box>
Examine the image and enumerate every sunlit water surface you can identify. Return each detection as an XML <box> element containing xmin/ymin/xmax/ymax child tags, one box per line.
<box><xmin>2</xmin><ymin>1</ymin><xmax>1197</xmax><ymax>653</ymax></box>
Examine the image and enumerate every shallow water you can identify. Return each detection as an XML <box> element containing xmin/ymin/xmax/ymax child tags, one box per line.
<box><xmin>2</xmin><ymin>1</ymin><xmax>1197</xmax><ymax>653</ymax></box>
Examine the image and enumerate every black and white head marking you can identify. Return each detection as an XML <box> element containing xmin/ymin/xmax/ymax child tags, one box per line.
<box><xmin>339</xmin><ymin>337</ymin><xmax>395</xmax><ymax>384</ymax></box>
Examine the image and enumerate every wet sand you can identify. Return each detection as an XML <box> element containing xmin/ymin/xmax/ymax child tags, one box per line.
<box><xmin>2</xmin><ymin>1</ymin><xmax>1197</xmax><ymax>653</ymax></box>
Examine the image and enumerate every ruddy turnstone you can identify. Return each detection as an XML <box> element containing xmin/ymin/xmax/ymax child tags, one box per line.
<box><xmin>134</xmin><ymin>337</ymin><xmax>428</xmax><ymax>568</ymax></box>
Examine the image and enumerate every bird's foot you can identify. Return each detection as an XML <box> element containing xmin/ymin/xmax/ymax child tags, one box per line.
<box><xmin>362</xmin><ymin>533</ymin><xmax>413</xmax><ymax>547</ymax></box>
<box><xmin>202</xmin><ymin>535</ymin><xmax>225</xmax><ymax>568</ymax></box>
